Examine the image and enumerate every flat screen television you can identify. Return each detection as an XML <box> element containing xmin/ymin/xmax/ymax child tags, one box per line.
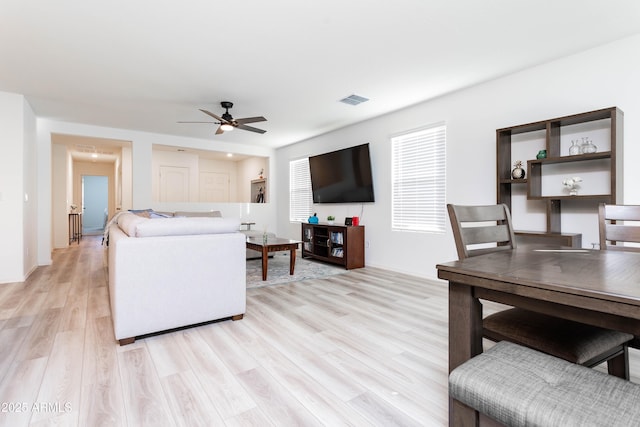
<box><xmin>309</xmin><ymin>143</ymin><xmax>375</xmax><ymax>203</ymax></box>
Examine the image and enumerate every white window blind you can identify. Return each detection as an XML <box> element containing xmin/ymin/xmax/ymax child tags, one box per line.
<box><xmin>391</xmin><ymin>123</ymin><xmax>446</xmax><ymax>233</ymax></box>
<box><xmin>289</xmin><ymin>158</ymin><xmax>313</xmax><ymax>222</ymax></box>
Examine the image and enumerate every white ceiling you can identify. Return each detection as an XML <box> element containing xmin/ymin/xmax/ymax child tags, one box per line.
<box><xmin>2</xmin><ymin>0</ymin><xmax>640</xmax><ymax>150</ymax></box>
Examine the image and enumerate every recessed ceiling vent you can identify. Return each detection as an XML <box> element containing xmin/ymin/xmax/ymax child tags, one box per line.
<box><xmin>339</xmin><ymin>94</ymin><xmax>369</xmax><ymax>106</ymax></box>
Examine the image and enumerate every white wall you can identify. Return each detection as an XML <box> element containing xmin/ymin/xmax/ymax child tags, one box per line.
<box><xmin>22</xmin><ymin>97</ymin><xmax>38</xmax><ymax>277</ymax></box>
<box><xmin>275</xmin><ymin>34</ymin><xmax>640</xmax><ymax>280</ymax></box>
<box><xmin>0</xmin><ymin>91</ymin><xmax>37</xmax><ymax>283</ymax></box>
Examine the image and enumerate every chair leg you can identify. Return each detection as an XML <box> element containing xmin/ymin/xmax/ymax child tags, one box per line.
<box><xmin>607</xmin><ymin>347</ymin><xmax>630</xmax><ymax>380</ymax></box>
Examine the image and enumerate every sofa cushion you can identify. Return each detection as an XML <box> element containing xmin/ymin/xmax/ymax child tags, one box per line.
<box><xmin>135</xmin><ymin>217</ymin><xmax>240</xmax><ymax>237</ymax></box>
<box><xmin>174</xmin><ymin>211</ymin><xmax>222</xmax><ymax>217</ymax></box>
<box><xmin>117</xmin><ymin>212</ymin><xmax>148</xmax><ymax>237</ymax></box>
<box><xmin>116</xmin><ymin>212</ymin><xmax>240</xmax><ymax>237</ymax></box>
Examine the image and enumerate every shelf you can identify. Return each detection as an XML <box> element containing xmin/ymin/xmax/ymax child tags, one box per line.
<box><xmin>527</xmin><ymin>194</ymin><xmax>612</xmax><ymax>201</ymax></box>
<box><xmin>500</xmin><ymin>179</ymin><xmax>527</xmax><ymax>184</ymax></box>
<box><xmin>497</xmin><ymin>107</ymin><xmax>623</xmax><ymax>248</ymax></box>
<box><xmin>515</xmin><ymin>231</ymin><xmax>582</xmax><ymax>248</ymax></box>
<box><xmin>529</xmin><ymin>152</ymin><xmax>611</xmax><ymax>165</ymax></box>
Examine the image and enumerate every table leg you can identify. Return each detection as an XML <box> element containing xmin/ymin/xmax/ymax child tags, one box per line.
<box><xmin>261</xmin><ymin>247</ymin><xmax>268</xmax><ymax>281</ymax></box>
<box><xmin>289</xmin><ymin>246</ymin><xmax>296</xmax><ymax>275</ymax></box>
<box><xmin>448</xmin><ymin>281</ymin><xmax>483</xmax><ymax>426</ymax></box>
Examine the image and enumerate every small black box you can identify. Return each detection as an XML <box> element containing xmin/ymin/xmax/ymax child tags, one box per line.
<box><xmin>344</xmin><ymin>217</ymin><xmax>353</xmax><ymax>226</ymax></box>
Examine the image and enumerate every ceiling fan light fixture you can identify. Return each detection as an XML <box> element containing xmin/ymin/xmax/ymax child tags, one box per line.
<box><xmin>220</xmin><ymin>123</ymin><xmax>234</xmax><ymax>132</ymax></box>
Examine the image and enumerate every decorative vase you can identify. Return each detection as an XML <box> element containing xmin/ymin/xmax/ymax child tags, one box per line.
<box><xmin>569</xmin><ymin>140</ymin><xmax>581</xmax><ymax>155</ymax></box>
<box><xmin>511</xmin><ymin>161</ymin><xmax>525</xmax><ymax>179</ymax></box>
<box><xmin>536</xmin><ymin>150</ymin><xmax>547</xmax><ymax>159</ymax></box>
<box><xmin>563</xmin><ymin>176</ymin><xmax>582</xmax><ymax>196</ymax></box>
<box><xmin>579</xmin><ymin>137</ymin><xmax>597</xmax><ymax>154</ymax></box>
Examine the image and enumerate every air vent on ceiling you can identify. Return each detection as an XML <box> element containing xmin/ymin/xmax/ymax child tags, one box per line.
<box><xmin>339</xmin><ymin>94</ymin><xmax>369</xmax><ymax>106</ymax></box>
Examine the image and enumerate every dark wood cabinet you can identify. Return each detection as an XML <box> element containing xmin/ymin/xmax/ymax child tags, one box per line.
<box><xmin>497</xmin><ymin>107</ymin><xmax>623</xmax><ymax>247</ymax></box>
<box><xmin>301</xmin><ymin>223</ymin><xmax>364</xmax><ymax>269</ymax></box>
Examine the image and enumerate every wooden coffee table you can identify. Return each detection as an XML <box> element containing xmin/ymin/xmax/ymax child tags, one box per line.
<box><xmin>246</xmin><ymin>236</ymin><xmax>301</xmax><ymax>281</ymax></box>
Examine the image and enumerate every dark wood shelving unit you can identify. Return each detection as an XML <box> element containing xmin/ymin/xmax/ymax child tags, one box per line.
<box><xmin>497</xmin><ymin>107</ymin><xmax>623</xmax><ymax>247</ymax></box>
<box><xmin>301</xmin><ymin>223</ymin><xmax>364</xmax><ymax>269</ymax></box>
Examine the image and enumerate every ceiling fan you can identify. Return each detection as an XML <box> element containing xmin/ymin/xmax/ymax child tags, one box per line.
<box><xmin>179</xmin><ymin>101</ymin><xmax>267</xmax><ymax>135</ymax></box>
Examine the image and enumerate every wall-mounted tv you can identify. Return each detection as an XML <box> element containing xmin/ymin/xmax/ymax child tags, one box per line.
<box><xmin>309</xmin><ymin>143</ymin><xmax>375</xmax><ymax>203</ymax></box>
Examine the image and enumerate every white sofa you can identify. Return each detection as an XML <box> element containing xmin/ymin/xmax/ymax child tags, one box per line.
<box><xmin>107</xmin><ymin>212</ymin><xmax>246</xmax><ymax>345</ymax></box>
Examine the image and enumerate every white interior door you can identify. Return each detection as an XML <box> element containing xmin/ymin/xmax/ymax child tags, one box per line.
<box><xmin>160</xmin><ymin>166</ymin><xmax>189</xmax><ymax>202</ymax></box>
<box><xmin>200</xmin><ymin>172</ymin><xmax>230</xmax><ymax>202</ymax></box>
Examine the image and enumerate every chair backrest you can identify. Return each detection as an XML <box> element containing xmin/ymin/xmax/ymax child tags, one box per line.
<box><xmin>447</xmin><ymin>204</ymin><xmax>517</xmax><ymax>260</ymax></box>
<box><xmin>598</xmin><ymin>204</ymin><xmax>640</xmax><ymax>252</ymax></box>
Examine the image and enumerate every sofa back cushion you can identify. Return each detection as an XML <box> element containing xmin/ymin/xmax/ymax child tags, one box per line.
<box><xmin>116</xmin><ymin>212</ymin><xmax>240</xmax><ymax>237</ymax></box>
<box><xmin>174</xmin><ymin>211</ymin><xmax>222</xmax><ymax>217</ymax></box>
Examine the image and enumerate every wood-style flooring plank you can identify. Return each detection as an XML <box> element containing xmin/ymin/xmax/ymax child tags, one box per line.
<box><xmin>161</xmin><ymin>370</ymin><xmax>226</xmax><ymax>427</ymax></box>
<box><xmin>29</xmin><ymin>329</ymin><xmax>84</xmax><ymax>425</ymax></box>
<box><xmin>0</xmin><ymin>357</ymin><xmax>48</xmax><ymax>427</ymax></box>
<box><xmin>79</xmin><ymin>315</ymin><xmax>126</xmax><ymax>427</ymax></box>
<box><xmin>235</xmin><ymin>367</ymin><xmax>324</xmax><ymax>426</ymax></box>
<box><xmin>173</xmin><ymin>328</ymin><xmax>257</xmax><ymax>420</ymax></box>
<box><xmin>117</xmin><ymin>347</ymin><xmax>175</xmax><ymax>426</ymax></box>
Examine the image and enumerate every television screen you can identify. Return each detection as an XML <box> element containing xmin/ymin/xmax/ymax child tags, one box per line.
<box><xmin>309</xmin><ymin>143</ymin><xmax>375</xmax><ymax>203</ymax></box>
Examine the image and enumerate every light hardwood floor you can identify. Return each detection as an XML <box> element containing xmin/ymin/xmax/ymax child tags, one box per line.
<box><xmin>1</xmin><ymin>236</ymin><xmax>638</xmax><ymax>426</ymax></box>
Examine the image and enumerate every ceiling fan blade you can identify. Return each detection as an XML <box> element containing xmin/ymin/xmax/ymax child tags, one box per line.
<box><xmin>199</xmin><ymin>109</ymin><xmax>227</xmax><ymax>123</ymax></box>
<box><xmin>177</xmin><ymin>121</ymin><xmax>216</xmax><ymax>123</ymax></box>
<box><xmin>235</xmin><ymin>116</ymin><xmax>267</xmax><ymax>125</ymax></box>
<box><xmin>215</xmin><ymin>125</ymin><xmax>225</xmax><ymax>135</ymax></box>
<box><xmin>236</xmin><ymin>124</ymin><xmax>266</xmax><ymax>134</ymax></box>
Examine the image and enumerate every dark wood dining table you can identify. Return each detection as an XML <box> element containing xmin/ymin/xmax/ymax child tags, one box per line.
<box><xmin>437</xmin><ymin>246</ymin><xmax>640</xmax><ymax>426</ymax></box>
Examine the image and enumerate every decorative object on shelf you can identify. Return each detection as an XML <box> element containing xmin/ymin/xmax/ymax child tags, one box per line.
<box><xmin>70</xmin><ymin>203</ymin><xmax>78</xmax><ymax>213</ymax></box>
<box><xmin>511</xmin><ymin>160</ymin><xmax>526</xmax><ymax>179</ymax></box>
<box><xmin>563</xmin><ymin>176</ymin><xmax>582</xmax><ymax>196</ymax></box>
<box><xmin>255</xmin><ymin>186</ymin><xmax>265</xmax><ymax>203</ymax></box>
<box><xmin>579</xmin><ymin>137</ymin><xmax>597</xmax><ymax>154</ymax></box>
<box><xmin>569</xmin><ymin>140</ymin><xmax>581</xmax><ymax>155</ymax></box>
<box><xmin>308</xmin><ymin>213</ymin><xmax>319</xmax><ymax>224</ymax></box>
<box><xmin>352</xmin><ymin>216</ymin><xmax>359</xmax><ymax>226</ymax></box>
<box><xmin>258</xmin><ymin>168</ymin><xmax>264</xmax><ymax>179</ymax></box>
<box><xmin>536</xmin><ymin>150</ymin><xmax>547</xmax><ymax>159</ymax></box>
<box><xmin>327</xmin><ymin>215</ymin><xmax>335</xmax><ymax>225</ymax></box>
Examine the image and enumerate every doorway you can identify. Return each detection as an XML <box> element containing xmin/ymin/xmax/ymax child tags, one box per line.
<box><xmin>82</xmin><ymin>175</ymin><xmax>108</xmax><ymax>235</ymax></box>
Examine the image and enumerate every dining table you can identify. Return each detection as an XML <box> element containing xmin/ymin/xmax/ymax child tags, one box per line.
<box><xmin>436</xmin><ymin>246</ymin><xmax>640</xmax><ymax>426</ymax></box>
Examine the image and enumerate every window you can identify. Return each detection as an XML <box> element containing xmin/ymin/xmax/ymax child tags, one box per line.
<box><xmin>391</xmin><ymin>123</ymin><xmax>446</xmax><ymax>233</ymax></box>
<box><xmin>289</xmin><ymin>157</ymin><xmax>313</xmax><ymax>222</ymax></box>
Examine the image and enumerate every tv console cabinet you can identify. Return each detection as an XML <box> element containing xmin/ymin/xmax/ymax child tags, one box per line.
<box><xmin>301</xmin><ymin>223</ymin><xmax>364</xmax><ymax>269</ymax></box>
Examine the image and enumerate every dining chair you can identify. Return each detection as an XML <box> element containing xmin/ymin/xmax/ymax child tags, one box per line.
<box><xmin>598</xmin><ymin>203</ymin><xmax>640</xmax><ymax>252</ymax></box>
<box><xmin>447</xmin><ymin>203</ymin><xmax>632</xmax><ymax>379</ymax></box>
<box><xmin>599</xmin><ymin>203</ymin><xmax>640</xmax><ymax>350</ymax></box>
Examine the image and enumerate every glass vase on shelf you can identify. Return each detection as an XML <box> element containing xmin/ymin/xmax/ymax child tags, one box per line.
<box><xmin>580</xmin><ymin>137</ymin><xmax>597</xmax><ymax>154</ymax></box>
<box><xmin>569</xmin><ymin>140</ymin><xmax>581</xmax><ymax>155</ymax></box>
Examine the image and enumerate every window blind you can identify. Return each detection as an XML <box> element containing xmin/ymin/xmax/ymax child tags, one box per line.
<box><xmin>289</xmin><ymin>157</ymin><xmax>313</xmax><ymax>222</ymax></box>
<box><xmin>391</xmin><ymin>123</ymin><xmax>446</xmax><ymax>233</ymax></box>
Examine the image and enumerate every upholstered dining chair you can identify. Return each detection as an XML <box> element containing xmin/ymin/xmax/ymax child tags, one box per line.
<box><xmin>599</xmin><ymin>203</ymin><xmax>640</xmax><ymax>350</ymax></box>
<box><xmin>447</xmin><ymin>203</ymin><xmax>632</xmax><ymax>379</ymax></box>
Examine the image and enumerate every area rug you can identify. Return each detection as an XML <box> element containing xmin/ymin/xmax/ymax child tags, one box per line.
<box><xmin>246</xmin><ymin>252</ymin><xmax>348</xmax><ymax>288</ymax></box>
